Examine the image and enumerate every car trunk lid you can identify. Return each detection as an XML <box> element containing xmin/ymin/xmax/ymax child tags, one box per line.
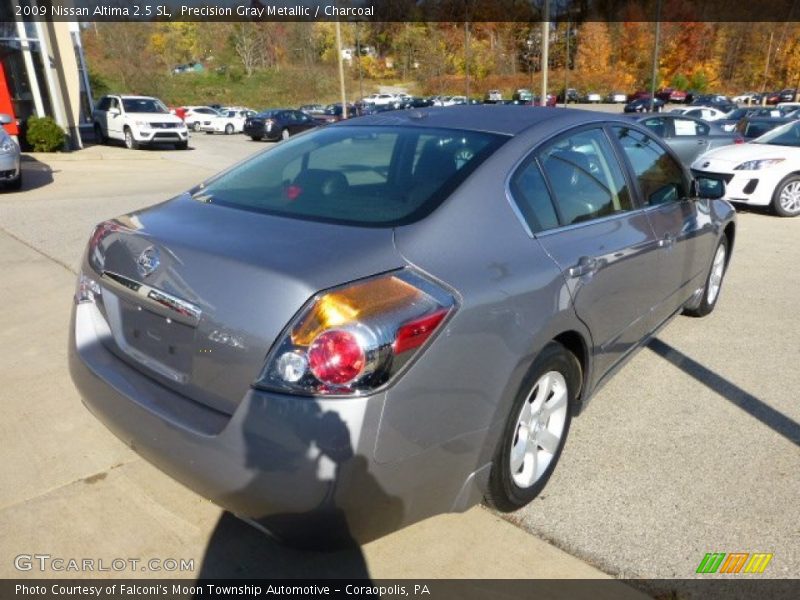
<box><xmin>90</xmin><ymin>194</ymin><xmax>404</xmax><ymax>415</ymax></box>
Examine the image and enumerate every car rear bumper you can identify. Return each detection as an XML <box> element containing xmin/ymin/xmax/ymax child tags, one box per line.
<box><xmin>69</xmin><ymin>301</ymin><xmax>482</xmax><ymax>545</ymax></box>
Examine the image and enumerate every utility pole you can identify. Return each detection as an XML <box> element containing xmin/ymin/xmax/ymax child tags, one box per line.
<box><xmin>649</xmin><ymin>0</ymin><xmax>662</xmax><ymax>112</ymax></box>
<box><xmin>563</xmin><ymin>20</ymin><xmax>570</xmax><ymax>108</ymax></box>
<box><xmin>355</xmin><ymin>22</ymin><xmax>364</xmax><ymax>101</ymax></box>
<box><xmin>540</xmin><ymin>0</ymin><xmax>550</xmax><ymax>106</ymax></box>
<box><xmin>465</xmin><ymin>21</ymin><xmax>470</xmax><ymax>98</ymax></box>
<box><xmin>335</xmin><ymin>21</ymin><xmax>347</xmax><ymax>119</ymax></box>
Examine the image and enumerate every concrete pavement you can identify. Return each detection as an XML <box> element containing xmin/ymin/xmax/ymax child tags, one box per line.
<box><xmin>0</xmin><ymin>136</ymin><xmax>639</xmax><ymax>587</ymax></box>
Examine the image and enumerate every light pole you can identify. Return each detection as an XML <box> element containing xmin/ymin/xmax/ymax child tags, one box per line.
<box><xmin>540</xmin><ymin>0</ymin><xmax>550</xmax><ymax>106</ymax></box>
<box><xmin>649</xmin><ymin>0</ymin><xmax>662</xmax><ymax>112</ymax></box>
<box><xmin>335</xmin><ymin>21</ymin><xmax>347</xmax><ymax>119</ymax></box>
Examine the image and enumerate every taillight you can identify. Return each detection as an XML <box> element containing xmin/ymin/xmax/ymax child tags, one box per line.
<box><xmin>256</xmin><ymin>270</ymin><xmax>456</xmax><ymax>396</ymax></box>
<box><xmin>734</xmin><ymin>137</ymin><xmax>745</xmax><ymax>144</ymax></box>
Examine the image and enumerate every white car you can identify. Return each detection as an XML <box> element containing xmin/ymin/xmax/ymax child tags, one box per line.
<box><xmin>182</xmin><ymin>106</ymin><xmax>223</xmax><ymax>131</ymax></box>
<box><xmin>691</xmin><ymin>120</ymin><xmax>800</xmax><ymax>216</ymax></box>
<box><xmin>732</xmin><ymin>92</ymin><xmax>758</xmax><ymax>103</ymax></box>
<box><xmin>584</xmin><ymin>92</ymin><xmax>602</xmax><ymax>103</ymax></box>
<box><xmin>607</xmin><ymin>92</ymin><xmax>627</xmax><ymax>103</ymax></box>
<box><xmin>364</xmin><ymin>93</ymin><xmax>399</xmax><ymax>107</ymax></box>
<box><xmin>199</xmin><ymin>108</ymin><xmax>256</xmax><ymax>134</ymax></box>
<box><xmin>670</xmin><ymin>106</ymin><xmax>727</xmax><ymax>121</ymax></box>
<box><xmin>93</xmin><ymin>95</ymin><xmax>188</xmax><ymax>150</ymax></box>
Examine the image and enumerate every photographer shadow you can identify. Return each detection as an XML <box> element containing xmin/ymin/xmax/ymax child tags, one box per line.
<box><xmin>193</xmin><ymin>395</ymin><xmax>403</xmax><ymax>580</ymax></box>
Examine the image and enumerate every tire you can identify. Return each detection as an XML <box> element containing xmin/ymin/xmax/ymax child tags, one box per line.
<box><xmin>281</xmin><ymin>128</ymin><xmax>290</xmax><ymax>141</ymax></box>
<box><xmin>224</xmin><ymin>123</ymin><xmax>234</xmax><ymax>135</ymax></box>
<box><xmin>192</xmin><ymin>122</ymin><xmax>201</xmax><ymax>132</ymax></box>
<box><xmin>174</xmin><ymin>141</ymin><xmax>188</xmax><ymax>150</ymax></box>
<box><xmin>205</xmin><ymin>131</ymin><xmax>214</xmax><ymax>135</ymax></box>
<box><xmin>771</xmin><ymin>174</ymin><xmax>800</xmax><ymax>217</ymax></box>
<box><xmin>684</xmin><ymin>236</ymin><xmax>729</xmax><ymax>317</ymax></box>
<box><xmin>250</xmin><ymin>135</ymin><xmax>262</xmax><ymax>141</ymax></box>
<box><xmin>123</xmin><ymin>127</ymin><xmax>139</xmax><ymax>150</ymax></box>
<box><xmin>485</xmin><ymin>342</ymin><xmax>580</xmax><ymax>512</ymax></box>
<box><xmin>93</xmin><ymin>123</ymin><xmax>107</xmax><ymax>145</ymax></box>
<box><xmin>5</xmin><ymin>170</ymin><xmax>22</xmax><ymax>191</ymax></box>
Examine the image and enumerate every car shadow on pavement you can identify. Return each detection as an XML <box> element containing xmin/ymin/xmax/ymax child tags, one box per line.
<box><xmin>15</xmin><ymin>156</ymin><xmax>54</xmax><ymax>192</ymax></box>
<box><xmin>191</xmin><ymin>512</ymin><xmax>371</xmax><ymax>579</ymax></box>
<box><xmin>647</xmin><ymin>338</ymin><xmax>800</xmax><ymax>447</ymax></box>
<box><xmin>191</xmin><ymin>396</ymin><xmax>404</xmax><ymax>582</ymax></box>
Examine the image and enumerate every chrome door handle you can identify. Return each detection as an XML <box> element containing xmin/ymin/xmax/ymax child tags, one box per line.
<box><xmin>568</xmin><ymin>256</ymin><xmax>598</xmax><ymax>278</ymax></box>
<box><xmin>658</xmin><ymin>234</ymin><xmax>675</xmax><ymax>249</ymax></box>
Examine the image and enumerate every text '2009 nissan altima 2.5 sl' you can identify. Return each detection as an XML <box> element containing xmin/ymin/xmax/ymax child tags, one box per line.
<box><xmin>69</xmin><ymin>106</ymin><xmax>735</xmax><ymax>547</ymax></box>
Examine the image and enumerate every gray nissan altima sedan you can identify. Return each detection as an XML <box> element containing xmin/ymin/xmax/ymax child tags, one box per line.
<box><xmin>69</xmin><ymin>106</ymin><xmax>735</xmax><ymax>545</ymax></box>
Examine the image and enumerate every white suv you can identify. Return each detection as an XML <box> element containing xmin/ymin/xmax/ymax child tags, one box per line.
<box><xmin>93</xmin><ymin>95</ymin><xmax>188</xmax><ymax>150</ymax></box>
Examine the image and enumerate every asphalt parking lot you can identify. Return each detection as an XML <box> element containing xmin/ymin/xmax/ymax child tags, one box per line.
<box><xmin>0</xmin><ymin>126</ymin><xmax>797</xmax><ymax>584</ymax></box>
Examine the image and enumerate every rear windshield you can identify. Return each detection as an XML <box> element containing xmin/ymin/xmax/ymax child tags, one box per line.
<box><xmin>193</xmin><ymin>125</ymin><xmax>506</xmax><ymax>226</ymax></box>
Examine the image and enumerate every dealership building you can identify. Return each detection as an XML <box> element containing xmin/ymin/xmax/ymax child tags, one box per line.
<box><xmin>1</xmin><ymin>4</ymin><xmax>91</xmax><ymax>148</ymax></box>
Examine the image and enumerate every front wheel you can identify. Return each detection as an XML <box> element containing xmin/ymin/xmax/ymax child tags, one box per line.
<box><xmin>192</xmin><ymin>122</ymin><xmax>201</xmax><ymax>132</ymax></box>
<box><xmin>281</xmin><ymin>128</ymin><xmax>290</xmax><ymax>141</ymax></box>
<box><xmin>485</xmin><ymin>342</ymin><xmax>580</xmax><ymax>512</ymax></box>
<box><xmin>174</xmin><ymin>141</ymin><xmax>188</xmax><ymax>150</ymax></box>
<box><xmin>684</xmin><ymin>236</ymin><xmax>729</xmax><ymax>317</ymax></box>
<box><xmin>123</xmin><ymin>128</ymin><xmax>139</xmax><ymax>150</ymax></box>
<box><xmin>224</xmin><ymin>123</ymin><xmax>234</xmax><ymax>135</ymax></box>
<box><xmin>772</xmin><ymin>175</ymin><xmax>800</xmax><ymax>217</ymax></box>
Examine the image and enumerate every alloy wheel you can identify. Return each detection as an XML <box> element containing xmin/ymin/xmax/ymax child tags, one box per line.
<box><xmin>707</xmin><ymin>244</ymin><xmax>726</xmax><ymax>304</ymax></box>
<box><xmin>509</xmin><ymin>371</ymin><xmax>569</xmax><ymax>488</ymax></box>
<box><xmin>779</xmin><ymin>181</ymin><xmax>800</xmax><ymax>214</ymax></box>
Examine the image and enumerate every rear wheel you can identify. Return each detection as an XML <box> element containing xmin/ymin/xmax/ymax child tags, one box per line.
<box><xmin>250</xmin><ymin>135</ymin><xmax>262</xmax><ymax>141</ymax></box>
<box><xmin>772</xmin><ymin>175</ymin><xmax>800</xmax><ymax>217</ymax></box>
<box><xmin>684</xmin><ymin>236</ymin><xmax>728</xmax><ymax>317</ymax></box>
<box><xmin>485</xmin><ymin>342</ymin><xmax>579</xmax><ymax>512</ymax></box>
<box><xmin>123</xmin><ymin>127</ymin><xmax>139</xmax><ymax>150</ymax></box>
<box><xmin>281</xmin><ymin>128</ymin><xmax>290</xmax><ymax>141</ymax></box>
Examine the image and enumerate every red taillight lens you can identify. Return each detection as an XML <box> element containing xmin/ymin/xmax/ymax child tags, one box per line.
<box><xmin>734</xmin><ymin>137</ymin><xmax>745</xmax><ymax>144</ymax></box>
<box><xmin>393</xmin><ymin>308</ymin><xmax>449</xmax><ymax>354</ymax></box>
<box><xmin>308</xmin><ymin>330</ymin><xmax>366</xmax><ymax>385</ymax></box>
<box><xmin>257</xmin><ymin>270</ymin><xmax>455</xmax><ymax>396</ymax></box>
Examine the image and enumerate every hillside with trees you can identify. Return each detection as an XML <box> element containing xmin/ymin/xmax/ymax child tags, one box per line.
<box><xmin>82</xmin><ymin>21</ymin><xmax>800</xmax><ymax>107</ymax></box>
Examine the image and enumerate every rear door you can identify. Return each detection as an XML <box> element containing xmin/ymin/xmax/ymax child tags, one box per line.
<box><xmin>515</xmin><ymin>126</ymin><xmax>663</xmax><ymax>381</ymax></box>
<box><xmin>610</xmin><ymin>125</ymin><xmax>716</xmax><ymax>323</ymax></box>
<box><xmin>666</xmin><ymin>117</ymin><xmax>711</xmax><ymax>164</ymax></box>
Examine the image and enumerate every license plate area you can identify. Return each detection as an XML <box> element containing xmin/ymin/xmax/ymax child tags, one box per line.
<box><xmin>119</xmin><ymin>298</ymin><xmax>194</xmax><ymax>376</ymax></box>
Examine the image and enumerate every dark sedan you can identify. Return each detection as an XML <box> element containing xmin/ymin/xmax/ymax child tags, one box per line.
<box><xmin>735</xmin><ymin>116</ymin><xmax>796</xmax><ymax>140</ymax></box>
<box><xmin>626</xmin><ymin>113</ymin><xmax>743</xmax><ymax>165</ymax></box>
<box><xmin>623</xmin><ymin>97</ymin><xmax>665</xmax><ymax>113</ymax></box>
<box><xmin>243</xmin><ymin>109</ymin><xmax>321</xmax><ymax>141</ymax></box>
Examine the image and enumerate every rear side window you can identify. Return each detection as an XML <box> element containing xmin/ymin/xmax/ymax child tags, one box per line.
<box><xmin>538</xmin><ymin>128</ymin><xmax>634</xmax><ymax>225</ymax></box>
<box><xmin>612</xmin><ymin>126</ymin><xmax>687</xmax><ymax>206</ymax></box>
<box><xmin>673</xmin><ymin>118</ymin><xmax>709</xmax><ymax>136</ymax></box>
<box><xmin>194</xmin><ymin>126</ymin><xmax>506</xmax><ymax>226</ymax></box>
<box><xmin>509</xmin><ymin>160</ymin><xmax>559</xmax><ymax>233</ymax></box>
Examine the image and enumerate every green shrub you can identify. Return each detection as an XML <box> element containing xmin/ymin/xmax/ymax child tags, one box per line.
<box><xmin>26</xmin><ymin>116</ymin><xmax>65</xmax><ymax>152</ymax></box>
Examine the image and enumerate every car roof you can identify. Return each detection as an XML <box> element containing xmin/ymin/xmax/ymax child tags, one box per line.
<box><xmin>337</xmin><ymin>105</ymin><xmax>620</xmax><ymax>136</ymax></box>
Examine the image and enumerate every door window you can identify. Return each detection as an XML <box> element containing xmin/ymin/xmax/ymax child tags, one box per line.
<box><xmin>538</xmin><ymin>128</ymin><xmax>634</xmax><ymax>225</ymax></box>
<box><xmin>672</xmin><ymin>118</ymin><xmax>709</xmax><ymax>136</ymax></box>
<box><xmin>612</xmin><ymin>126</ymin><xmax>687</xmax><ymax>206</ymax></box>
<box><xmin>509</xmin><ymin>160</ymin><xmax>560</xmax><ymax>233</ymax></box>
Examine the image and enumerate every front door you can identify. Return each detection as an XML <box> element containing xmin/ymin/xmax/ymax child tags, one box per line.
<box><xmin>526</xmin><ymin>127</ymin><xmax>664</xmax><ymax>382</ymax></box>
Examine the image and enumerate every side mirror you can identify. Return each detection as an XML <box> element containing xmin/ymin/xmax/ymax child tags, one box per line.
<box><xmin>691</xmin><ymin>176</ymin><xmax>726</xmax><ymax>200</ymax></box>
<box><xmin>0</xmin><ymin>114</ymin><xmax>12</xmax><ymax>125</ymax></box>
